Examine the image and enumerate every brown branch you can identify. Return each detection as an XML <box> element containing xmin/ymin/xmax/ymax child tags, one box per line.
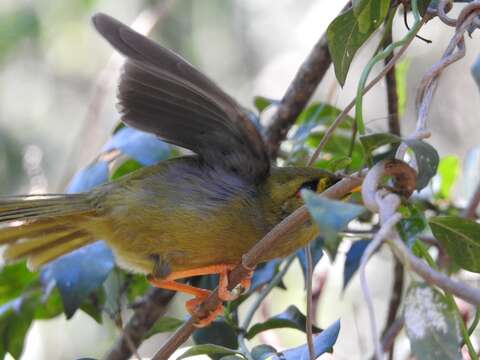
<box><xmin>464</xmin><ymin>181</ymin><xmax>480</xmax><ymax>219</ymax></box>
<box><xmin>152</xmin><ymin>175</ymin><xmax>364</xmax><ymax>360</ymax></box>
<box><xmin>382</xmin><ymin>259</ymin><xmax>404</xmax><ymax>360</ymax></box>
<box><xmin>381</xmin><ymin>317</ymin><xmax>404</xmax><ymax>353</ymax></box>
<box><xmin>264</xmin><ymin>3</ymin><xmax>352</xmax><ymax>158</ymax></box>
<box><xmin>384</xmin><ymin>31</ymin><xmax>401</xmax><ymax>136</ymax></box>
<box><xmin>105</xmin><ymin>288</ymin><xmax>175</xmax><ymax>360</ymax></box>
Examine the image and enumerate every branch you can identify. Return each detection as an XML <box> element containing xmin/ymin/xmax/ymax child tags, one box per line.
<box><xmin>389</xmin><ymin>235</ymin><xmax>480</xmax><ymax>305</ymax></box>
<box><xmin>152</xmin><ymin>174</ymin><xmax>364</xmax><ymax>360</ymax></box>
<box><xmin>464</xmin><ymin>181</ymin><xmax>480</xmax><ymax>219</ymax></box>
<box><xmin>264</xmin><ymin>3</ymin><xmax>352</xmax><ymax>157</ymax></box>
<box><xmin>105</xmin><ymin>288</ymin><xmax>176</xmax><ymax>360</ymax></box>
<box><xmin>384</xmin><ymin>31</ymin><xmax>401</xmax><ymax>136</ymax></box>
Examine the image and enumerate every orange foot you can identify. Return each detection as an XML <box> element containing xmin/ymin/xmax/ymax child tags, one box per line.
<box><xmin>148</xmin><ymin>264</ymin><xmax>254</xmax><ymax>327</ymax></box>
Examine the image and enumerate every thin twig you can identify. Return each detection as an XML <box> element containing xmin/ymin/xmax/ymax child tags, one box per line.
<box><xmin>105</xmin><ymin>288</ymin><xmax>176</xmax><ymax>360</ymax></box>
<box><xmin>152</xmin><ymin>175</ymin><xmax>364</xmax><ymax>360</ymax></box>
<box><xmin>389</xmin><ymin>235</ymin><xmax>480</xmax><ymax>305</ymax></box>
<box><xmin>381</xmin><ymin>317</ymin><xmax>404</xmax><ymax>353</ymax></box>
<box><xmin>382</xmin><ymin>258</ymin><xmax>404</xmax><ymax>360</ymax></box>
<box><xmin>464</xmin><ymin>181</ymin><xmax>480</xmax><ymax>219</ymax></box>
<box><xmin>264</xmin><ymin>2</ymin><xmax>352</xmax><ymax>158</ymax></box>
<box><xmin>305</xmin><ymin>246</ymin><xmax>315</xmax><ymax>360</ymax></box>
<box><xmin>238</xmin><ymin>255</ymin><xmax>296</xmax><ymax>359</ymax></box>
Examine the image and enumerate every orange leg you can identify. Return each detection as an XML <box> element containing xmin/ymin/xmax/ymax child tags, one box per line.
<box><xmin>147</xmin><ymin>264</ymin><xmax>253</xmax><ymax>327</ymax></box>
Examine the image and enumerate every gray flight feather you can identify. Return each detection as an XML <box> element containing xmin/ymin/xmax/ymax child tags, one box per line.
<box><xmin>92</xmin><ymin>13</ymin><xmax>270</xmax><ymax>183</ymax></box>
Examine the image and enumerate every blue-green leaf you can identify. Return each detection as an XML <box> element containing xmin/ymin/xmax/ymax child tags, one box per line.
<box><xmin>302</xmin><ymin>191</ymin><xmax>364</xmax><ymax>258</ymax></box>
<box><xmin>282</xmin><ymin>319</ymin><xmax>341</xmax><ymax>359</ymax></box>
<box><xmin>343</xmin><ymin>240</ymin><xmax>370</xmax><ymax>289</ymax></box>
<box><xmin>41</xmin><ymin>242</ymin><xmax>115</xmax><ymax>318</ymax></box>
<box><xmin>193</xmin><ymin>320</ymin><xmax>238</xmax><ymax>351</ymax></box>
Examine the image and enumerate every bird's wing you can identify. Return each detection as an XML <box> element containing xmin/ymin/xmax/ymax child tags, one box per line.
<box><xmin>92</xmin><ymin>13</ymin><xmax>270</xmax><ymax>182</ymax></box>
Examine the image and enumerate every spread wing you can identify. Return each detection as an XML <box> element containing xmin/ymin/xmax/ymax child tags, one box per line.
<box><xmin>92</xmin><ymin>13</ymin><xmax>270</xmax><ymax>182</ymax></box>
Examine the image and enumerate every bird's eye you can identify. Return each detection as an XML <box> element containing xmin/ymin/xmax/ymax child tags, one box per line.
<box><xmin>295</xmin><ymin>179</ymin><xmax>319</xmax><ymax>198</ymax></box>
<box><xmin>300</xmin><ymin>179</ymin><xmax>319</xmax><ymax>192</ymax></box>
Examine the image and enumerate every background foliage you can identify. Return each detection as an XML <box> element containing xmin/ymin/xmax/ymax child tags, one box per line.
<box><xmin>0</xmin><ymin>0</ymin><xmax>480</xmax><ymax>359</ymax></box>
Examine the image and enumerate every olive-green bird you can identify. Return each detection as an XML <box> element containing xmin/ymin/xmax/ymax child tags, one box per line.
<box><xmin>0</xmin><ymin>13</ymin><xmax>338</xmax><ymax>325</ymax></box>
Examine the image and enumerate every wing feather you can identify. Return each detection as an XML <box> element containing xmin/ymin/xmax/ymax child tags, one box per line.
<box><xmin>92</xmin><ymin>13</ymin><xmax>269</xmax><ymax>182</ymax></box>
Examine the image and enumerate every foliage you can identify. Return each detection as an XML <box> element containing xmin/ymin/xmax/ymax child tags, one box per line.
<box><xmin>1</xmin><ymin>1</ymin><xmax>480</xmax><ymax>359</ymax></box>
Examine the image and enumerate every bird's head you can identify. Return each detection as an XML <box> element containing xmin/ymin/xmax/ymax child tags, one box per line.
<box><xmin>260</xmin><ymin>167</ymin><xmax>339</xmax><ymax>221</ymax></box>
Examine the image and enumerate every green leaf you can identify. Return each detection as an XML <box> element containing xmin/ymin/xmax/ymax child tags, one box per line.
<box><xmin>296</xmin><ymin>102</ymin><xmax>354</xmax><ymax>128</ymax></box>
<box><xmin>327</xmin><ymin>0</ymin><xmax>391</xmax><ymax>86</ymax></box>
<box><xmin>126</xmin><ymin>274</ymin><xmax>150</xmax><ymax>302</ymax></box>
<box><xmin>429</xmin><ymin>216</ymin><xmax>480</xmax><ymax>272</ymax></box>
<box><xmin>79</xmin><ymin>287</ymin><xmax>106</xmax><ymax>324</ymax></box>
<box><xmin>404</xmin><ymin>139</ymin><xmax>439</xmax><ymax>190</ymax></box>
<box><xmin>397</xmin><ymin>204</ymin><xmax>427</xmax><ymax>248</ymax></box>
<box><xmin>33</xmin><ymin>287</ymin><xmax>64</xmax><ymax>320</ymax></box>
<box><xmin>359</xmin><ymin>132</ymin><xmax>401</xmax><ymax>155</ymax></box>
<box><xmin>253</xmin><ymin>96</ymin><xmax>277</xmax><ymax>113</ymax></box>
<box><xmin>177</xmin><ymin>345</ymin><xmax>243</xmax><ymax>360</ymax></box>
<box><xmin>144</xmin><ymin>317</ymin><xmax>184</xmax><ymax>339</ymax></box>
<box><xmin>352</xmin><ymin>0</ymin><xmax>391</xmax><ymax>33</ymax></box>
<box><xmin>307</xmin><ymin>132</ymin><xmax>364</xmax><ymax>172</ymax></box>
<box><xmin>404</xmin><ymin>283</ymin><xmax>461</xmax><ymax>360</ymax></box>
<box><xmin>193</xmin><ymin>320</ymin><xmax>238</xmax><ymax>351</ymax></box>
<box><xmin>0</xmin><ymin>263</ymin><xmax>37</xmax><ymax>304</ymax></box>
<box><xmin>436</xmin><ymin>156</ymin><xmax>460</xmax><ymax>199</ymax></box>
<box><xmin>395</xmin><ymin>59</ymin><xmax>411</xmax><ymax>117</ymax></box>
<box><xmin>110</xmin><ymin>158</ymin><xmax>143</xmax><ymax>180</ymax></box>
<box><xmin>0</xmin><ymin>297</ymin><xmax>35</xmax><ymax>359</ymax></box>
<box><xmin>246</xmin><ymin>305</ymin><xmax>322</xmax><ymax>340</ymax></box>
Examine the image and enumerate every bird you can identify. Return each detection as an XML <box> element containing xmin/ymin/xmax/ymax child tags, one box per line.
<box><xmin>0</xmin><ymin>13</ymin><xmax>338</xmax><ymax>326</ymax></box>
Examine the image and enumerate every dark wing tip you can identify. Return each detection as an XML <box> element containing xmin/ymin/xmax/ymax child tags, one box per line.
<box><xmin>91</xmin><ymin>12</ymin><xmax>116</xmax><ymax>37</ymax></box>
<box><xmin>91</xmin><ymin>13</ymin><xmax>133</xmax><ymax>56</ymax></box>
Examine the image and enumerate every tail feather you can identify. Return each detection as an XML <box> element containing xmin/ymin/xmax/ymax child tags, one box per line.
<box><xmin>0</xmin><ymin>221</ymin><xmax>69</xmax><ymax>244</ymax></box>
<box><xmin>0</xmin><ymin>193</ymin><xmax>100</xmax><ymax>270</ymax></box>
<box><xmin>28</xmin><ymin>231</ymin><xmax>94</xmax><ymax>270</ymax></box>
<box><xmin>0</xmin><ymin>194</ymin><xmax>93</xmax><ymax>222</ymax></box>
<box><xmin>4</xmin><ymin>228</ymin><xmax>81</xmax><ymax>260</ymax></box>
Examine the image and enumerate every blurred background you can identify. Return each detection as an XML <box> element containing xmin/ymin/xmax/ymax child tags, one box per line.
<box><xmin>0</xmin><ymin>0</ymin><xmax>479</xmax><ymax>359</ymax></box>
